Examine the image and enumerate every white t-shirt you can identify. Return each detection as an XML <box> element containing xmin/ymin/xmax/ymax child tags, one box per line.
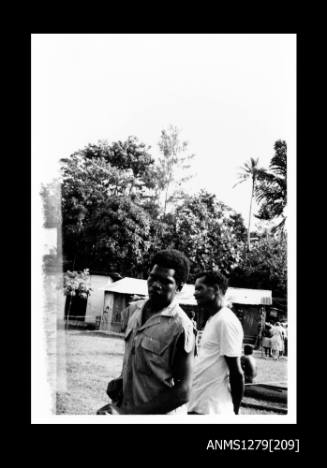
<box><xmin>188</xmin><ymin>307</ymin><xmax>243</xmax><ymax>414</ymax></box>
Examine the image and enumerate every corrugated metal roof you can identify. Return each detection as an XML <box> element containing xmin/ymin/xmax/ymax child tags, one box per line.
<box><xmin>226</xmin><ymin>287</ymin><xmax>272</xmax><ymax>306</ymax></box>
<box><xmin>105</xmin><ymin>278</ymin><xmax>272</xmax><ymax>306</ymax></box>
<box><xmin>106</xmin><ymin>278</ymin><xmax>148</xmax><ymax>296</ymax></box>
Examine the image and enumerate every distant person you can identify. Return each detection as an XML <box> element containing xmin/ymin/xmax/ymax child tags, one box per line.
<box><xmin>101</xmin><ymin>306</ymin><xmax>110</xmax><ymax>329</ymax></box>
<box><xmin>97</xmin><ymin>249</ymin><xmax>195</xmax><ymax>415</ymax></box>
<box><xmin>187</xmin><ymin>271</ymin><xmax>244</xmax><ymax>415</ymax></box>
<box><xmin>270</xmin><ymin>322</ymin><xmax>284</xmax><ymax>360</ymax></box>
<box><xmin>184</xmin><ymin>309</ymin><xmax>198</xmax><ymax>356</ymax></box>
<box><xmin>254</xmin><ymin>321</ymin><xmax>263</xmax><ymax>350</ymax></box>
<box><xmin>240</xmin><ymin>344</ymin><xmax>257</xmax><ymax>383</ymax></box>
<box><xmin>282</xmin><ymin>322</ymin><xmax>288</xmax><ymax>356</ymax></box>
<box><xmin>278</xmin><ymin>322</ymin><xmax>286</xmax><ymax>358</ymax></box>
<box><xmin>261</xmin><ymin>323</ymin><xmax>272</xmax><ymax>358</ymax></box>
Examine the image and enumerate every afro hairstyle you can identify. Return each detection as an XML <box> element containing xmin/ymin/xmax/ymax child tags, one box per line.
<box><xmin>195</xmin><ymin>270</ymin><xmax>229</xmax><ymax>295</ymax></box>
<box><xmin>149</xmin><ymin>249</ymin><xmax>190</xmax><ymax>288</ymax></box>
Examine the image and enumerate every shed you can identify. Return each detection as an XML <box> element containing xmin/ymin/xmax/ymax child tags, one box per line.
<box><xmin>102</xmin><ymin>277</ymin><xmax>272</xmax><ymax>342</ymax></box>
<box><xmin>63</xmin><ymin>274</ymin><xmax>113</xmax><ymax>327</ymax></box>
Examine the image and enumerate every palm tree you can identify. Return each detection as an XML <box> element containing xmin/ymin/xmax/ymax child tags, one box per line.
<box><xmin>255</xmin><ymin>140</ymin><xmax>287</xmax><ymax>235</ymax></box>
<box><xmin>233</xmin><ymin>157</ymin><xmax>266</xmax><ymax>250</ymax></box>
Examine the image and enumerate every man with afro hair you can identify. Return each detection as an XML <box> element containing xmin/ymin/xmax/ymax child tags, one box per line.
<box><xmin>102</xmin><ymin>249</ymin><xmax>195</xmax><ymax>415</ymax></box>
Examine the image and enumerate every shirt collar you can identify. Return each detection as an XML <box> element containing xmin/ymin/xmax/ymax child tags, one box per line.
<box><xmin>158</xmin><ymin>298</ymin><xmax>180</xmax><ymax>317</ymax></box>
<box><xmin>133</xmin><ymin>299</ymin><xmax>180</xmax><ymax>331</ymax></box>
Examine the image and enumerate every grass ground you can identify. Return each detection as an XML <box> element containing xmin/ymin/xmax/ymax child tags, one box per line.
<box><xmin>56</xmin><ymin>330</ymin><xmax>124</xmax><ymax>414</ymax></box>
<box><xmin>54</xmin><ymin>329</ymin><xmax>287</xmax><ymax>416</ymax></box>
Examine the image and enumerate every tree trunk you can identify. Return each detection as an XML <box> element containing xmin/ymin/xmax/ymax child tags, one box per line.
<box><xmin>247</xmin><ymin>178</ymin><xmax>254</xmax><ymax>250</ymax></box>
<box><xmin>163</xmin><ymin>184</ymin><xmax>170</xmax><ymax>218</ymax></box>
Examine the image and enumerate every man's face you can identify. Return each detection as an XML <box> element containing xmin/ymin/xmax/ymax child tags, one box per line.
<box><xmin>194</xmin><ymin>276</ymin><xmax>220</xmax><ymax>306</ymax></box>
<box><xmin>147</xmin><ymin>265</ymin><xmax>179</xmax><ymax>308</ymax></box>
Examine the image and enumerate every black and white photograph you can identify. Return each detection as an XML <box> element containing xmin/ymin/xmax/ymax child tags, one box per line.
<box><xmin>31</xmin><ymin>33</ymin><xmax>296</xmax><ymax>425</ymax></box>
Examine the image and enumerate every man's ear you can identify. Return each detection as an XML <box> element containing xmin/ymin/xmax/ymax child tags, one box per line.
<box><xmin>212</xmin><ymin>284</ymin><xmax>221</xmax><ymax>295</ymax></box>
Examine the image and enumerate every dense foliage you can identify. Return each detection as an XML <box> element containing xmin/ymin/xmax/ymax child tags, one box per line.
<box><xmin>63</xmin><ymin>269</ymin><xmax>92</xmax><ymax>298</ymax></box>
<box><xmin>229</xmin><ymin>235</ymin><xmax>287</xmax><ymax>297</ymax></box>
<box><xmin>41</xmin><ymin>132</ymin><xmax>287</xmax><ymax>299</ymax></box>
<box><xmin>174</xmin><ymin>191</ymin><xmax>247</xmax><ymax>279</ymax></box>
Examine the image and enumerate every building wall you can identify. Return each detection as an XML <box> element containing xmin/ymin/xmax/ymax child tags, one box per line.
<box><xmin>111</xmin><ymin>294</ymin><xmax>130</xmax><ymax>332</ymax></box>
<box><xmin>99</xmin><ymin>292</ymin><xmax>114</xmax><ymax>331</ymax></box>
<box><xmin>84</xmin><ymin>275</ymin><xmax>113</xmax><ymax>323</ymax></box>
<box><xmin>102</xmin><ymin>292</ymin><xmax>132</xmax><ymax>332</ymax></box>
<box><xmin>98</xmin><ymin>291</ymin><xmax>268</xmax><ymax>343</ymax></box>
<box><xmin>233</xmin><ymin>305</ymin><xmax>267</xmax><ymax>345</ymax></box>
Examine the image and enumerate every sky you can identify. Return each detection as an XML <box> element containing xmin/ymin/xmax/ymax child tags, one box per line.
<box><xmin>31</xmin><ymin>33</ymin><xmax>296</xmax><ymax>224</ymax></box>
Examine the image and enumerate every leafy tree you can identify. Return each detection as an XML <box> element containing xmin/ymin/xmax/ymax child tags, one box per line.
<box><xmin>63</xmin><ymin>269</ymin><xmax>93</xmax><ymax>323</ymax></box>
<box><xmin>229</xmin><ymin>235</ymin><xmax>287</xmax><ymax>298</ymax></box>
<box><xmin>233</xmin><ymin>157</ymin><xmax>266</xmax><ymax>250</ymax></box>
<box><xmin>255</xmin><ymin>140</ymin><xmax>287</xmax><ymax>232</ymax></box>
<box><xmin>156</xmin><ymin>125</ymin><xmax>195</xmax><ymax>217</ymax></box>
<box><xmin>60</xmin><ymin>138</ymin><xmax>158</xmax><ymax>271</ymax></box>
<box><xmin>141</xmin><ymin>214</ymin><xmax>177</xmax><ymax>276</ymax></box>
<box><xmin>72</xmin><ymin>137</ymin><xmax>158</xmax><ymax>202</ymax></box>
<box><xmin>60</xmin><ymin>155</ymin><xmax>113</xmax><ymax>268</ymax></box>
<box><xmin>61</xmin><ymin>136</ymin><xmax>158</xmax><ymax>203</ymax></box>
<box><xmin>173</xmin><ymin>190</ymin><xmax>246</xmax><ymax>280</ymax></box>
<box><xmin>81</xmin><ymin>195</ymin><xmax>151</xmax><ymax>276</ymax></box>
<box><xmin>63</xmin><ymin>269</ymin><xmax>92</xmax><ymax>299</ymax></box>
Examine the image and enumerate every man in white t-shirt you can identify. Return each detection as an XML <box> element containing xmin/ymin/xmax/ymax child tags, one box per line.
<box><xmin>188</xmin><ymin>271</ymin><xmax>244</xmax><ymax>415</ymax></box>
